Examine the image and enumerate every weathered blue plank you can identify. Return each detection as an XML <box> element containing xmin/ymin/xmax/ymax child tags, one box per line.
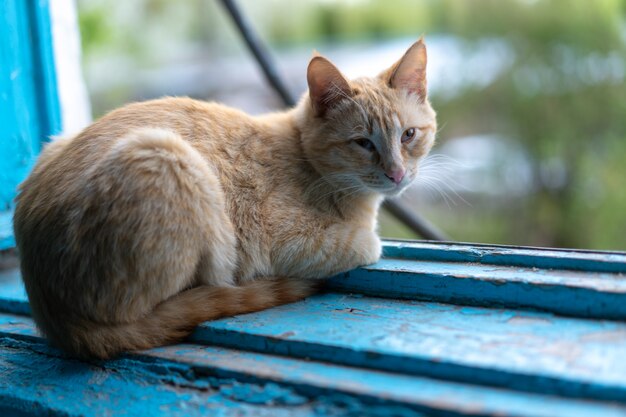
<box><xmin>383</xmin><ymin>240</ymin><xmax>626</xmax><ymax>273</ymax></box>
<box><xmin>190</xmin><ymin>293</ymin><xmax>626</xmax><ymax>403</ymax></box>
<box><xmin>2</xmin><ymin>259</ymin><xmax>626</xmax><ymax>402</ymax></box>
<box><xmin>148</xmin><ymin>346</ymin><xmax>626</xmax><ymax>417</ymax></box>
<box><xmin>1</xmin><ymin>241</ymin><xmax>626</xmax><ymax>413</ymax></box>
<box><xmin>0</xmin><ymin>316</ymin><xmax>420</xmax><ymax>417</ymax></box>
<box><xmin>0</xmin><ymin>337</ymin><xmax>328</xmax><ymax>417</ymax></box>
<box><xmin>0</xmin><ymin>0</ymin><xmax>61</xmax><ymax>250</ymax></box>
<box><xmin>2</xmin><ymin>314</ymin><xmax>626</xmax><ymax>417</ymax></box>
<box><xmin>329</xmin><ymin>257</ymin><xmax>626</xmax><ymax>319</ymax></box>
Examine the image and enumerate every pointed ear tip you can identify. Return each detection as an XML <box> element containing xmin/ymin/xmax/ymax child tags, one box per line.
<box><xmin>409</xmin><ymin>38</ymin><xmax>428</xmax><ymax>59</ymax></box>
<box><xmin>308</xmin><ymin>54</ymin><xmax>329</xmax><ymax>67</ymax></box>
<box><xmin>307</xmin><ymin>55</ymin><xmax>324</xmax><ymax>72</ymax></box>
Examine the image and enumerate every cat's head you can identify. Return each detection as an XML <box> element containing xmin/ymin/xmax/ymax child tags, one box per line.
<box><xmin>298</xmin><ymin>38</ymin><xmax>436</xmax><ymax>198</ymax></box>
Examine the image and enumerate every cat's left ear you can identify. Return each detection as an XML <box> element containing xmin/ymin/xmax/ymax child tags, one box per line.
<box><xmin>382</xmin><ymin>38</ymin><xmax>428</xmax><ymax>102</ymax></box>
<box><xmin>307</xmin><ymin>55</ymin><xmax>352</xmax><ymax>116</ymax></box>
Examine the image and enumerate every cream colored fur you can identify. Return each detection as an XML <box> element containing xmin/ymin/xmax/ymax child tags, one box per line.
<box><xmin>13</xmin><ymin>39</ymin><xmax>436</xmax><ymax>359</ymax></box>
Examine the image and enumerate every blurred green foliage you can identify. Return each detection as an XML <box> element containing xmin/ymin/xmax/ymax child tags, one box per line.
<box><xmin>426</xmin><ymin>0</ymin><xmax>626</xmax><ymax>250</ymax></box>
<box><xmin>77</xmin><ymin>0</ymin><xmax>626</xmax><ymax>250</ymax></box>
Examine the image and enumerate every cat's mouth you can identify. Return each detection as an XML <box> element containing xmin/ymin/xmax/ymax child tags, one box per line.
<box><xmin>354</xmin><ymin>173</ymin><xmax>412</xmax><ymax>196</ymax></box>
<box><xmin>382</xmin><ymin>184</ymin><xmax>408</xmax><ymax>197</ymax></box>
<box><xmin>364</xmin><ymin>180</ymin><xmax>409</xmax><ymax>197</ymax></box>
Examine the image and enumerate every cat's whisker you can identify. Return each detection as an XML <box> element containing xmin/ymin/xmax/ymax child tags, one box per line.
<box><xmin>439</xmin><ymin>180</ymin><xmax>471</xmax><ymax>207</ymax></box>
<box><xmin>304</xmin><ymin>172</ymin><xmax>362</xmax><ymax>201</ymax></box>
<box><xmin>417</xmin><ymin>175</ymin><xmax>471</xmax><ymax>208</ymax></box>
<box><xmin>419</xmin><ymin>167</ymin><xmax>472</xmax><ymax>200</ymax></box>
<box><xmin>417</xmin><ymin>177</ymin><xmax>456</xmax><ymax>209</ymax></box>
<box><xmin>421</xmin><ymin>154</ymin><xmax>471</xmax><ymax>171</ymax></box>
<box><xmin>412</xmin><ymin>152</ymin><xmax>473</xmax><ymax>208</ymax></box>
<box><xmin>309</xmin><ymin>172</ymin><xmax>354</xmax><ymax>189</ymax></box>
<box><xmin>416</xmin><ymin>178</ymin><xmax>447</xmax><ymax>208</ymax></box>
<box><xmin>323</xmin><ymin>184</ymin><xmax>364</xmax><ymax>201</ymax></box>
<box><xmin>435</xmin><ymin>121</ymin><xmax>448</xmax><ymax>135</ymax></box>
<box><xmin>335</xmin><ymin>186</ymin><xmax>367</xmax><ymax>205</ymax></box>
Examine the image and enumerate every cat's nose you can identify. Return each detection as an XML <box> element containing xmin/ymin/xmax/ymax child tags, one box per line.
<box><xmin>384</xmin><ymin>168</ymin><xmax>405</xmax><ymax>185</ymax></box>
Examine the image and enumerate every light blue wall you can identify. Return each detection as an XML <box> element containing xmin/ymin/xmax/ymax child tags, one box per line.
<box><xmin>0</xmin><ymin>0</ymin><xmax>61</xmax><ymax>250</ymax></box>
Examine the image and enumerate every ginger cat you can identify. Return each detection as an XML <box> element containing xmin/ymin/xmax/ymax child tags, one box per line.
<box><xmin>14</xmin><ymin>39</ymin><xmax>436</xmax><ymax>359</ymax></box>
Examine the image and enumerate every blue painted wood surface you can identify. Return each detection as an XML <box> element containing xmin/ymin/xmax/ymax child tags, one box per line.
<box><xmin>0</xmin><ymin>333</ymin><xmax>336</xmax><ymax>417</ymax></box>
<box><xmin>329</xmin><ymin>253</ymin><xmax>626</xmax><ymax>319</ymax></box>
<box><xmin>382</xmin><ymin>240</ymin><xmax>626</xmax><ymax>273</ymax></box>
<box><xmin>192</xmin><ymin>294</ymin><xmax>626</xmax><ymax>402</ymax></box>
<box><xmin>2</xmin><ymin>314</ymin><xmax>626</xmax><ymax>417</ymax></box>
<box><xmin>1</xmin><ymin>241</ymin><xmax>626</xmax><ymax>415</ymax></box>
<box><xmin>327</xmin><ymin>240</ymin><xmax>626</xmax><ymax>320</ymax></box>
<box><xmin>0</xmin><ymin>0</ymin><xmax>61</xmax><ymax>250</ymax></box>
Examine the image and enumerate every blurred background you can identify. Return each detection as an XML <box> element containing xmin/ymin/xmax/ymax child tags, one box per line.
<box><xmin>76</xmin><ymin>0</ymin><xmax>626</xmax><ymax>250</ymax></box>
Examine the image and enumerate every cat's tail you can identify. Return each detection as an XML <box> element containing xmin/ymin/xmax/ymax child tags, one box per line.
<box><xmin>52</xmin><ymin>278</ymin><xmax>319</xmax><ymax>360</ymax></box>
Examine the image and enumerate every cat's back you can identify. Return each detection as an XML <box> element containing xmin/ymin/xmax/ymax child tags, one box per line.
<box><xmin>66</xmin><ymin>97</ymin><xmax>253</xmax><ymax>159</ymax></box>
<box><xmin>23</xmin><ymin>97</ymin><xmax>252</xmax><ymax>192</ymax></box>
<box><xmin>83</xmin><ymin>97</ymin><xmax>253</xmax><ymax>141</ymax></box>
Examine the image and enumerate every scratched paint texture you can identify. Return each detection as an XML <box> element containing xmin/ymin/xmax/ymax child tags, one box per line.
<box><xmin>383</xmin><ymin>240</ymin><xmax>626</xmax><ymax>273</ymax></box>
<box><xmin>192</xmin><ymin>293</ymin><xmax>626</xmax><ymax>402</ymax></box>
<box><xmin>1</xmin><ymin>315</ymin><xmax>626</xmax><ymax>417</ymax></box>
<box><xmin>0</xmin><ymin>318</ymin><xmax>433</xmax><ymax>417</ymax></box>
<box><xmin>0</xmin><ymin>336</ymin><xmax>381</xmax><ymax>417</ymax></box>
<box><xmin>328</xmin><ymin>258</ymin><xmax>626</xmax><ymax>319</ymax></box>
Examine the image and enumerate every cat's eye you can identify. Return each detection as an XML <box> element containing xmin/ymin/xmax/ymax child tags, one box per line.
<box><xmin>401</xmin><ymin>128</ymin><xmax>416</xmax><ymax>144</ymax></box>
<box><xmin>354</xmin><ymin>138</ymin><xmax>376</xmax><ymax>152</ymax></box>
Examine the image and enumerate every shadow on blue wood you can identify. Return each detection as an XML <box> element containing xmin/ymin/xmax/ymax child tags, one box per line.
<box><xmin>0</xmin><ymin>0</ymin><xmax>61</xmax><ymax>251</ymax></box>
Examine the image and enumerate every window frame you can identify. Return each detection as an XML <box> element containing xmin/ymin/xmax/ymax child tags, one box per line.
<box><xmin>0</xmin><ymin>0</ymin><xmax>61</xmax><ymax>250</ymax></box>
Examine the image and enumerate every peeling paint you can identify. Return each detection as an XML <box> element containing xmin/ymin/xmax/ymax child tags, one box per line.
<box><xmin>383</xmin><ymin>240</ymin><xmax>626</xmax><ymax>273</ymax></box>
<box><xmin>328</xmin><ymin>254</ymin><xmax>626</xmax><ymax>320</ymax></box>
<box><xmin>220</xmin><ymin>382</ymin><xmax>308</xmax><ymax>406</ymax></box>
<box><xmin>194</xmin><ymin>293</ymin><xmax>626</xmax><ymax>403</ymax></box>
<box><xmin>2</xmin><ymin>315</ymin><xmax>626</xmax><ymax>416</ymax></box>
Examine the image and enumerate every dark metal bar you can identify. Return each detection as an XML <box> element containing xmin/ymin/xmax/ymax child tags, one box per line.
<box><xmin>219</xmin><ymin>0</ymin><xmax>296</xmax><ymax>107</ymax></box>
<box><xmin>382</xmin><ymin>200</ymin><xmax>447</xmax><ymax>241</ymax></box>
<box><xmin>397</xmin><ymin>207</ymin><xmax>448</xmax><ymax>240</ymax></box>
<box><xmin>219</xmin><ymin>0</ymin><xmax>448</xmax><ymax>241</ymax></box>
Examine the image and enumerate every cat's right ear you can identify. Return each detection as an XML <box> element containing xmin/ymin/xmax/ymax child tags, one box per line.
<box><xmin>307</xmin><ymin>56</ymin><xmax>352</xmax><ymax>117</ymax></box>
<box><xmin>382</xmin><ymin>38</ymin><xmax>428</xmax><ymax>102</ymax></box>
